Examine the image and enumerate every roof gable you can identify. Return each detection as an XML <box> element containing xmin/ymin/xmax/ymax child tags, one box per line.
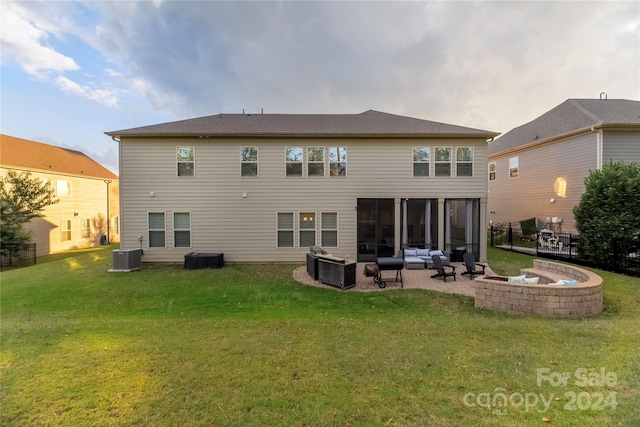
<box><xmin>106</xmin><ymin>110</ymin><xmax>498</xmax><ymax>138</ymax></box>
<box><xmin>0</xmin><ymin>134</ymin><xmax>118</xmax><ymax>180</ymax></box>
<box><xmin>488</xmin><ymin>99</ymin><xmax>640</xmax><ymax>156</ymax></box>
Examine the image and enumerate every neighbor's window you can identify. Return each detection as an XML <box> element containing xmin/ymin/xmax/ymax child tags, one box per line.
<box><xmin>308</xmin><ymin>147</ymin><xmax>325</xmax><ymax>177</ymax></box>
<box><xmin>177</xmin><ymin>146</ymin><xmax>195</xmax><ymax>176</ymax></box>
<box><xmin>329</xmin><ymin>147</ymin><xmax>347</xmax><ymax>176</ymax></box>
<box><xmin>456</xmin><ymin>147</ymin><xmax>473</xmax><ymax>177</ymax></box>
<box><xmin>174</xmin><ymin>212</ymin><xmax>191</xmax><ymax>247</ymax></box>
<box><xmin>413</xmin><ymin>147</ymin><xmax>430</xmax><ymax>177</ymax></box>
<box><xmin>111</xmin><ymin>215</ymin><xmax>119</xmax><ymax>235</ymax></box>
<box><xmin>321</xmin><ymin>212</ymin><xmax>338</xmax><ymax>247</ymax></box>
<box><xmin>56</xmin><ymin>180</ymin><xmax>71</xmax><ymax>196</ymax></box>
<box><xmin>277</xmin><ymin>212</ymin><xmax>294</xmax><ymax>247</ymax></box>
<box><xmin>299</xmin><ymin>212</ymin><xmax>316</xmax><ymax>247</ymax></box>
<box><xmin>241</xmin><ymin>147</ymin><xmax>258</xmax><ymax>177</ymax></box>
<box><xmin>489</xmin><ymin>162</ymin><xmax>496</xmax><ymax>181</ymax></box>
<box><xmin>148</xmin><ymin>212</ymin><xmax>166</xmax><ymax>247</ymax></box>
<box><xmin>61</xmin><ymin>219</ymin><xmax>72</xmax><ymax>241</ymax></box>
<box><xmin>81</xmin><ymin>218</ymin><xmax>91</xmax><ymax>238</ymax></box>
<box><xmin>434</xmin><ymin>147</ymin><xmax>451</xmax><ymax>177</ymax></box>
<box><xmin>509</xmin><ymin>157</ymin><xmax>519</xmax><ymax>178</ymax></box>
<box><xmin>286</xmin><ymin>147</ymin><xmax>303</xmax><ymax>177</ymax></box>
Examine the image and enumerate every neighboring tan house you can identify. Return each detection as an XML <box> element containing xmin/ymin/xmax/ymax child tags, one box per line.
<box><xmin>487</xmin><ymin>98</ymin><xmax>640</xmax><ymax>234</ymax></box>
<box><xmin>0</xmin><ymin>134</ymin><xmax>120</xmax><ymax>255</ymax></box>
<box><xmin>107</xmin><ymin>110</ymin><xmax>498</xmax><ymax>264</ymax></box>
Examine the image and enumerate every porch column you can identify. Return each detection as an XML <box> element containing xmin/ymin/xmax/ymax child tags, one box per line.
<box><xmin>480</xmin><ymin>198</ymin><xmax>488</xmax><ymax>262</ymax></box>
<box><xmin>394</xmin><ymin>198</ymin><xmax>401</xmax><ymax>257</ymax></box>
<box><xmin>401</xmin><ymin>199</ymin><xmax>408</xmax><ymax>249</ymax></box>
<box><xmin>437</xmin><ymin>198</ymin><xmax>445</xmax><ymax>250</ymax></box>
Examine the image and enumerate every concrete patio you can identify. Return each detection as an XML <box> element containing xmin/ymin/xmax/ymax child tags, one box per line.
<box><xmin>293</xmin><ymin>261</ymin><xmax>497</xmax><ymax>297</ymax></box>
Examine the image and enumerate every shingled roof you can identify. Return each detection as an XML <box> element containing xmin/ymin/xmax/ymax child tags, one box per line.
<box><xmin>488</xmin><ymin>99</ymin><xmax>640</xmax><ymax>156</ymax></box>
<box><xmin>0</xmin><ymin>134</ymin><xmax>118</xmax><ymax>180</ymax></box>
<box><xmin>106</xmin><ymin>109</ymin><xmax>498</xmax><ymax>139</ymax></box>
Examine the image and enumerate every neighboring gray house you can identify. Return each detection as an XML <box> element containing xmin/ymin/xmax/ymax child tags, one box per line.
<box><xmin>106</xmin><ymin>110</ymin><xmax>498</xmax><ymax>264</ymax></box>
<box><xmin>488</xmin><ymin>98</ymin><xmax>640</xmax><ymax>234</ymax></box>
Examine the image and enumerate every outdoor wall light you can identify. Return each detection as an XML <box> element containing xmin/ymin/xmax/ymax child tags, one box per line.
<box><xmin>149</xmin><ymin>191</ymin><xmax>155</xmax><ymax>197</ymax></box>
<box><xmin>550</xmin><ymin>198</ymin><xmax>556</xmax><ymax>203</ymax></box>
<box><xmin>242</xmin><ymin>192</ymin><xmax>248</xmax><ymax>198</ymax></box>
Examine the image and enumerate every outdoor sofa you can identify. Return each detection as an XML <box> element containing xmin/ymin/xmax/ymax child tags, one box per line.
<box><xmin>401</xmin><ymin>247</ymin><xmax>451</xmax><ymax>270</ymax></box>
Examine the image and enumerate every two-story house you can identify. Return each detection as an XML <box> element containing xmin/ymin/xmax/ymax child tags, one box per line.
<box><xmin>487</xmin><ymin>98</ymin><xmax>640</xmax><ymax>234</ymax></box>
<box><xmin>106</xmin><ymin>110</ymin><xmax>498</xmax><ymax>263</ymax></box>
<box><xmin>0</xmin><ymin>134</ymin><xmax>120</xmax><ymax>255</ymax></box>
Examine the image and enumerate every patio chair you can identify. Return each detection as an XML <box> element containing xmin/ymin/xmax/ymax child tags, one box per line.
<box><xmin>430</xmin><ymin>256</ymin><xmax>456</xmax><ymax>282</ymax></box>
<box><xmin>461</xmin><ymin>252</ymin><xmax>487</xmax><ymax>280</ymax></box>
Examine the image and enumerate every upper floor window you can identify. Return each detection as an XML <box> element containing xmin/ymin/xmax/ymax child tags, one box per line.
<box><xmin>329</xmin><ymin>147</ymin><xmax>347</xmax><ymax>176</ymax></box>
<box><xmin>509</xmin><ymin>157</ymin><xmax>519</xmax><ymax>178</ymax></box>
<box><xmin>174</xmin><ymin>212</ymin><xmax>191</xmax><ymax>247</ymax></box>
<box><xmin>413</xmin><ymin>147</ymin><xmax>430</xmax><ymax>177</ymax></box>
<box><xmin>307</xmin><ymin>147</ymin><xmax>325</xmax><ymax>177</ymax></box>
<box><xmin>489</xmin><ymin>162</ymin><xmax>496</xmax><ymax>181</ymax></box>
<box><xmin>148</xmin><ymin>212</ymin><xmax>166</xmax><ymax>247</ymax></box>
<box><xmin>286</xmin><ymin>147</ymin><xmax>303</xmax><ymax>177</ymax></box>
<box><xmin>434</xmin><ymin>147</ymin><xmax>451</xmax><ymax>177</ymax></box>
<box><xmin>277</xmin><ymin>212</ymin><xmax>294</xmax><ymax>248</ymax></box>
<box><xmin>241</xmin><ymin>147</ymin><xmax>258</xmax><ymax>177</ymax></box>
<box><xmin>56</xmin><ymin>180</ymin><xmax>71</xmax><ymax>196</ymax></box>
<box><xmin>456</xmin><ymin>147</ymin><xmax>473</xmax><ymax>177</ymax></box>
<box><xmin>177</xmin><ymin>146</ymin><xmax>194</xmax><ymax>176</ymax></box>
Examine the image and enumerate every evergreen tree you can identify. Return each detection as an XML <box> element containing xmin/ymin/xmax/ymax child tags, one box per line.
<box><xmin>1</xmin><ymin>170</ymin><xmax>58</xmax><ymax>256</ymax></box>
<box><xmin>573</xmin><ymin>161</ymin><xmax>640</xmax><ymax>267</ymax></box>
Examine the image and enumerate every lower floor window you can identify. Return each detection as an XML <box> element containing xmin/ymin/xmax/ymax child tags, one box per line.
<box><xmin>60</xmin><ymin>219</ymin><xmax>71</xmax><ymax>241</ymax></box>
<box><xmin>174</xmin><ymin>212</ymin><xmax>191</xmax><ymax>247</ymax></box>
<box><xmin>148</xmin><ymin>212</ymin><xmax>166</xmax><ymax>247</ymax></box>
<box><xmin>81</xmin><ymin>218</ymin><xmax>91</xmax><ymax>238</ymax></box>
<box><xmin>321</xmin><ymin>212</ymin><xmax>338</xmax><ymax>247</ymax></box>
<box><xmin>277</xmin><ymin>212</ymin><xmax>294</xmax><ymax>247</ymax></box>
<box><xmin>277</xmin><ymin>211</ymin><xmax>338</xmax><ymax>248</ymax></box>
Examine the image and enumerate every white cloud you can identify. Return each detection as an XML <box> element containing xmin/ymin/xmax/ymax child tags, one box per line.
<box><xmin>55</xmin><ymin>76</ymin><xmax>119</xmax><ymax>107</ymax></box>
<box><xmin>0</xmin><ymin>1</ymin><xmax>79</xmax><ymax>77</ymax></box>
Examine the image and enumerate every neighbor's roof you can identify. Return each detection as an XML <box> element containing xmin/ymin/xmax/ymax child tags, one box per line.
<box><xmin>105</xmin><ymin>110</ymin><xmax>499</xmax><ymax>139</ymax></box>
<box><xmin>0</xmin><ymin>134</ymin><xmax>118</xmax><ymax>180</ymax></box>
<box><xmin>488</xmin><ymin>99</ymin><xmax>640</xmax><ymax>156</ymax></box>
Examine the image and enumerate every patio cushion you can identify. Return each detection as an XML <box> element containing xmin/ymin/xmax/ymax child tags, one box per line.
<box><xmin>404</xmin><ymin>248</ymin><xmax>417</xmax><ymax>257</ymax></box>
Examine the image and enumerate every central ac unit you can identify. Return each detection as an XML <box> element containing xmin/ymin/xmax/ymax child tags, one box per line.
<box><xmin>109</xmin><ymin>248</ymin><xmax>142</xmax><ymax>272</ymax></box>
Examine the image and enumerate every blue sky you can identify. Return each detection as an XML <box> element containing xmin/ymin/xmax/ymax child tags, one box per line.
<box><xmin>2</xmin><ymin>0</ymin><xmax>639</xmax><ymax>174</ymax></box>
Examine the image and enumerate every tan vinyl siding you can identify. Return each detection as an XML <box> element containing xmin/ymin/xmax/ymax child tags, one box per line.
<box><xmin>603</xmin><ymin>130</ymin><xmax>640</xmax><ymax>163</ymax></box>
<box><xmin>120</xmin><ymin>137</ymin><xmax>489</xmax><ymax>263</ymax></box>
<box><xmin>487</xmin><ymin>133</ymin><xmax>597</xmax><ymax>233</ymax></box>
<box><xmin>1</xmin><ymin>167</ymin><xmax>120</xmax><ymax>255</ymax></box>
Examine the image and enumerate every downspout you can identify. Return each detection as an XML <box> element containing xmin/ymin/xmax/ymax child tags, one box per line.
<box><xmin>592</xmin><ymin>127</ymin><xmax>603</xmax><ymax>169</ymax></box>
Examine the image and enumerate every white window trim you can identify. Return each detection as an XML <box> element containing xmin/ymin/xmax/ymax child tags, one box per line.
<box><xmin>412</xmin><ymin>146</ymin><xmax>431</xmax><ymax>177</ymax></box>
<box><xmin>148</xmin><ymin>211</ymin><xmax>166</xmax><ymax>248</ymax></box>
<box><xmin>276</xmin><ymin>212</ymin><xmax>295</xmax><ymax>248</ymax></box>
<box><xmin>285</xmin><ymin>147</ymin><xmax>304</xmax><ymax>177</ymax></box>
<box><xmin>307</xmin><ymin>146</ymin><xmax>325</xmax><ymax>177</ymax></box>
<box><xmin>240</xmin><ymin>146</ymin><xmax>259</xmax><ymax>177</ymax></box>
<box><xmin>173</xmin><ymin>211</ymin><xmax>192</xmax><ymax>248</ymax></box>
<box><xmin>328</xmin><ymin>146</ymin><xmax>347</xmax><ymax>177</ymax></box>
<box><xmin>321</xmin><ymin>212</ymin><xmax>339</xmax><ymax>248</ymax></box>
<box><xmin>434</xmin><ymin>147</ymin><xmax>452</xmax><ymax>177</ymax></box>
<box><xmin>177</xmin><ymin>146</ymin><xmax>195</xmax><ymax>177</ymax></box>
<box><xmin>489</xmin><ymin>162</ymin><xmax>496</xmax><ymax>181</ymax></box>
<box><xmin>455</xmin><ymin>147</ymin><xmax>474</xmax><ymax>177</ymax></box>
<box><xmin>60</xmin><ymin>219</ymin><xmax>72</xmax><ymax>241</ymax></box>
<box><xmin>509</xmin><ymin>156</ymin><xmax>519</xmax><ymax>178</ymax></box>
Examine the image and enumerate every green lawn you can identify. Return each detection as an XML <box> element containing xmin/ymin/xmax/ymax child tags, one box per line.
<box><xmin>1</xmin><ymin>246</ymin><xmax>639</xmax><ymax>426</ymax></box>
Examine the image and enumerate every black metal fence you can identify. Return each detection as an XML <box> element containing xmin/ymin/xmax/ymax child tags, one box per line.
<box><xmin>490</xmin><ymin>223</ymin><xmax>640</xmax><ymax>277</ymax></box>
<box><xmin>0</xmin><ymin>243</ymin><xmax>36</xmax><ymax>271</ymax></box>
